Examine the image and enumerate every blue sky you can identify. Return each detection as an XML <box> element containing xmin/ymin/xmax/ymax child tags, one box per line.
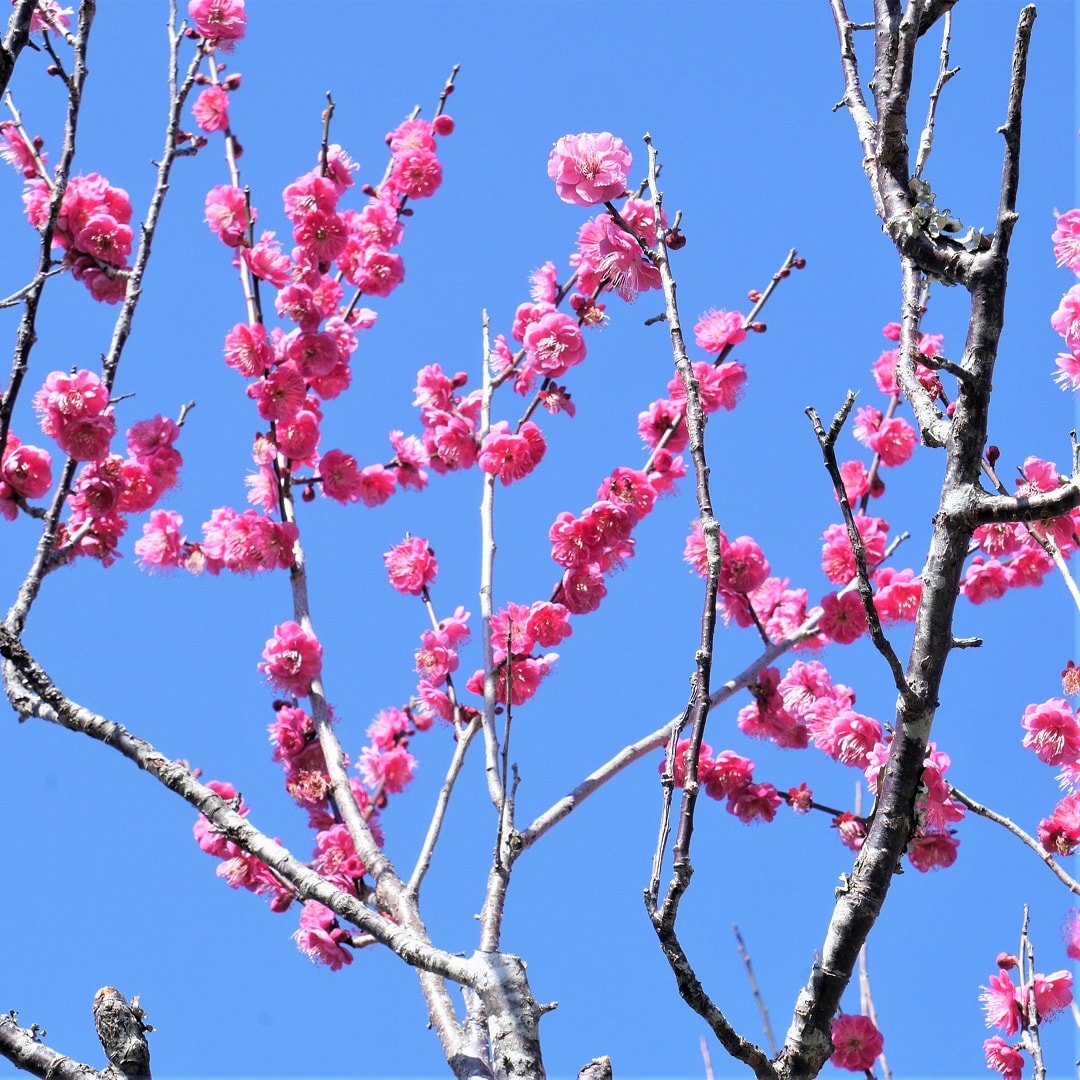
<box><xmin>1</xmin><ymin>1</ymin><xmax>1078</xmax><ymax>1078</ymax></box>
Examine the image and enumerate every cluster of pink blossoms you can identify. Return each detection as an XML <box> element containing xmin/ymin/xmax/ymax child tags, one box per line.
<box><xmin>665</xmin><ymin>740</ymin><xmax>782</xmax><ymax>823</ymax></box>
<box><xmin>963</xmin><ymin>456</ymin><xmax>1077</xmax><ymax>602</ymax></box>
<box><xmin>411</xmin><ymin>607</ymin><xmax>470</xmax><ymax>725</ymax></box>
<box><xmin>464</xmin><ymin>600</ymin><xmax>570</xmax><ymax>709</ymax></box>
<box><xmin>684</xmin><ymin>523</ymin><xmax>814</xmax><ymax>644</ymax></box>
<box><xmin>548</xmin><ymin>462</ymin><xmax>685</xmax><ymax>616</ymax></box>
<box><xmin>192</xmin><ymin>780</ymin><xmax>292</xmax><ymax>910</ymax></box>
<box><xmin>135</xmin><ymin>505</ymin><xmax>297</xmax><ymax>575</ymax></box>
<box><xmin>1025</xmin><ymin>675</ymin><xmax>1080</xmax><ymax>855</ymax></box>
<box><xmin>981</xmin><ymin>953</ymin><xmax>1072</xmax><ymax>1080</ymax></box>
<box><xmin>21</xmin><ymin>171</ymin><xmax>134</xmax><ymax>304</ymax></box>
<box><xmin>203</xmin><ymin>119</ymin><xmax>451</xmax><ymax>510</ymax></box>
<box><xmin>1050</xmin><ymin>199</ymin><xmax>1080</xmax><ymax>389</ymax></box>
<box><xmin>30</xmin><ymin>368</ymin><xmax>185</xmax><ymax>563</ymax></box>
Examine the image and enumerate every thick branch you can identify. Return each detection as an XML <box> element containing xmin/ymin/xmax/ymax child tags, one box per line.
<box><xmin>0</xmin><ymin>0</ymin><xmax>37</xmax><ymax>100</ymax></box>
<box><xmin>0</xmin><ymin>1013</ymin><xmax>102</xmax><ymax>1080</ymax></box>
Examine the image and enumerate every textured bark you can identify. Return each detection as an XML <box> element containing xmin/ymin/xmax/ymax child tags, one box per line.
<box><xmin>472</xmin><ymin>953</ymin><xmax>547</xmax><ymax>1080</ymax></box>
<box><xmin>92</xmin><ymin>989</ymin><xmax>151</xmax><ymax>1080</ymax></box>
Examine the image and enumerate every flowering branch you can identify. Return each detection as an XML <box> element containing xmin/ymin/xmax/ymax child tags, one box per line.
<box><xmin>0</xmin><ymin>0</ymin><xmax>92</xmax><ymax>515</ymax></box>
<box><xmin>806</xmin><ymin>394</ymin><xmax>917</xmax><ymax>707</ymax></box>
<box><xmin>773</xmin><ymin>6</ymin><xmax>1039</xmax><ymax>1077</ymax></box>
<box><xmin>639</xmin><ymin>132</ymin><xmax>774</xmax><ymax>1080</ymax></box>
<box><xmin>0</xmin><ymin>625</ymin><xmax>476</xmax><ymax>985</ymax></box>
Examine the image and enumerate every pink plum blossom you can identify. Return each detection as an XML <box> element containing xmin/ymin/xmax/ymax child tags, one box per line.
<box><xmin>384</xmin><ymin>536</ymin><xmax>438</xmax><ymax>595</ymax></box>
<box><xmin>829</xmin><ymin>1014</ymin><xmax>883</xmax><ymax>1072</ymax></box>
<box><xmin>192</xmin><ymin>85</ymin><xmax>230</xmax><ymax>132</ymax></box>
<box><xmin>259</xmin><ymin>621</ymin><xmax>323</xmax><ymax>697</ymax></box>
<box><xmin>478</xmin><ymin>421</ymin><xmax>546</xmax><ymax>485</ymax></box>
<box><xmin>547</xmin><ymin>132</ymin><xmax>632</xmax><ymax>206</ymax></box>
<box><xmin>693</xmin><ymin>309</ymin><xmax>746</xmax><ymax>354</ymax></box>
<box><xmin>293</xmin><ymin>901</ymin><xmax>353</xmax><ymax>970</ymax></box>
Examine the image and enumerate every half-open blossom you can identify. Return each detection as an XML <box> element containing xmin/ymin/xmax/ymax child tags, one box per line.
<box><xmin>293</xmin><ymin>901</ymin><xmax>353</xmax><ymax>970</ymax></box>
<box><xmin>983</xmin><ymin>1036</ymin><xmax>1024</xmax><ymax>1080</ymax></box>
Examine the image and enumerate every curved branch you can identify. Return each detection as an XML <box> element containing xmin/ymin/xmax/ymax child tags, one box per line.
<box><xmin>950</xmin><ymin>784</ymin><xmax>1080</xmax><ymax>896</ymax></box>
<box><xmin>0</xmin><ymin>626</ymin><xmax>476</xmax><ymax>987</ymax></box>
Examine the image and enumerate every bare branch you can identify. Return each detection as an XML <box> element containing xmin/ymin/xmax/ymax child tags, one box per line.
<box><xmin>950</xmin><ymin>785</ymin><xmax>1080</xmax><ymax>896</ymax></box>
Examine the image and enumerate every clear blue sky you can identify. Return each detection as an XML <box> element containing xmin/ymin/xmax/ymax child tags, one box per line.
<box><xmin>1</xmin><ymin>2</ymin><xmax>1078</xmax><ymax>1078</ymax></box>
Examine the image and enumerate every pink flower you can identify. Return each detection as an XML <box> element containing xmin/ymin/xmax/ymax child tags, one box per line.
<box><xmin>0</xmin><ymin>120</ymin><xmax>44</xmax><ymax>178</ymax></box>
<box><xmin>868</xmin><ymin>415</ymin><xmax>917</xmax><ymax>466</ymax></box>
<box><xmin>26</xmin><ymin>0</ymin><xmax>72</xmax><ymax>33</ymax></box>
<box><xmin>727</xmin><ymin>782</ymin><xmax>782</xmax><ymax>823</ymax></box>
<box><xmin>719</xmin><ymin>536</ymin><xmax>770</xmax><ymax>594</ymax></box>
<box><xmin>349</xmin><ymin>245</ymin><xmax>405</xmax><ymax>297</ymax></box>
<box><xmin>478</xmin><ymin>421</ymin><xmax>546</xmax><ymax>485</ymax></box>
<box><xmin>547</xmin><ymin>132</ymin><xmax>632</xmax><ymax>206</ymax></box>
<box><xmin>293</xmin><ymin>901</ymin><xmax>353</xmax><ymax>971</ymax></box>
<box><xmin>258</xmin><ymin>621</ymin><xmax>323</xmax><ymax>697</ymax></box>
<box><xmin>667</xmin><ymin>360</ymin><xmax>747</xmax><ymax>414</ymax></box>
<box><xmin>598</xmin><ymin>467</ymin><xmax>656</xmax><ymax>524</ymax></box>
<box><xmin>188</xmin><ymin>0</ymin><xmax>246</xmax><ymax>46</ymax></box>
<box><xmin>521</xmin><ymin>311</ymin><xmax>587</xmax><ymax>378</ymax></box>
<box><xmin>829</xmin><ymin>1014</ymin><xmax>883</xmax><ymax>1072</ymax></box>
<box><xmin>818</xmin><ymin>590</ymin><xmax>867</xmax><ymax>645</ymax></box>
<box><xmin>527</xmin><ymin>601</ymin><xmax>572</xmax><ymax>648</ymax></box>
<box><xmin>293</xmin><ymin>209</ymin><xmax>347</xmax><ymax>264</ymax></box>
<box><xmin>386</xmin><ymin>117</ymin><xmax>436</xmax><ymax>155</ymax></box>
<box><xmin>1054</xmin><ymin>350</ymin><xmax>1080</xmax><ymax>392</ymax></box>
<box><xmin>693</xmin><ymin>309</ymin><xmax>746</xmax><ymax>354</ymax></box>
<box><xmin>192</xmin><ymin>85</ymin><xmax>230</xmax><ymax>132</ymax></box>
<box><xmin>983</xmin><ymin>1037</ymin><xmax>1024</xmax><ymax>1080</ymax></box>
<box><xmin>529</xmin><ymin>262</ymin><xmax>558</xmax><ymax>303</ymax></box>
<box><xmin>906</xmin><ymin>829</ymin><xmax>959</xmax><ymax>871</ymax></box>
<box><xmin>134</xmin><ymin>509</ymin><xmax>186</xmax><ymax>571</ymax></box>
<box><xmin>1030</xmin><ymin>970</ymin><xmax>1073</xmax><ymax>1019</ymax></box>
<box><xmin>1039</xmin><ymin>793</ymin><xmax>1080</xmax><ymax>855</ymax></box>
<box><xmin>312</xmin><ymin>823</ymin><xmax>366</xmax><ymax>888</ymax></box>
<box><xmin>359</xmin><ymin>744</ymin><xmax>416</xmax><ymax>794</ymax></box>
<box><xmin>573</xmin><ymin>213</ymin><xmax>660</xmax><ymax>301</ymax></box>
<box><xmin>1</xmin><ymin>439</ymin><xmax>52</xmax><ymax>499</ymax></box>
<box><xmin>243</xmin><ymin>231</ymin><xmax>291</xmax><ymax>287</ymax></box>
<box><xmin>637</xmin><ymin>398</ymin><xmax>688</xmax><ymax>452</ymax></box>
<box><xmin>871</xmin><ymin>566</ymin><xmax>922</xmax><ymax>623</ymax></box>
<box><xmin>389</xmin><ymin>148</ymin><xmax>442</xmax><ymax>199</ymax></box>
<box><xmin>1064</xmin><ymin>910</ymin><xmax>1080</xmax><ymax>962</ymax></box>
<box><xmin>1022</xmin><ymin>698</ymin><xmax>1080</xmax><ymax>766</ymax></box>
<box><xmin>559</xmin><ymin>563</ymin><xmax>607</xmax><ymax>614</ymax></box>
<box><xmin>205</xmin><ymin>184</ymin><xmax>253</xmax><ymax>246</ymax></box>
<box><xmin>384</xmin><ymin>536</ymin><xmax>438</xmax><ymax>596</ymax></box>
<box><xmin>489</xmin><ymin>602</ymin><xmax>536</xmax><ymax>662</ymax></box>
<box><xmin>1053</xmin><ymin>209</ymin><xmax>1080</xmax><ymax>274</ymax></box>
<box><xmin>962</xmin><ymin>556</ymin><xmax>1009</xmax><ymax>604</ymax></box>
